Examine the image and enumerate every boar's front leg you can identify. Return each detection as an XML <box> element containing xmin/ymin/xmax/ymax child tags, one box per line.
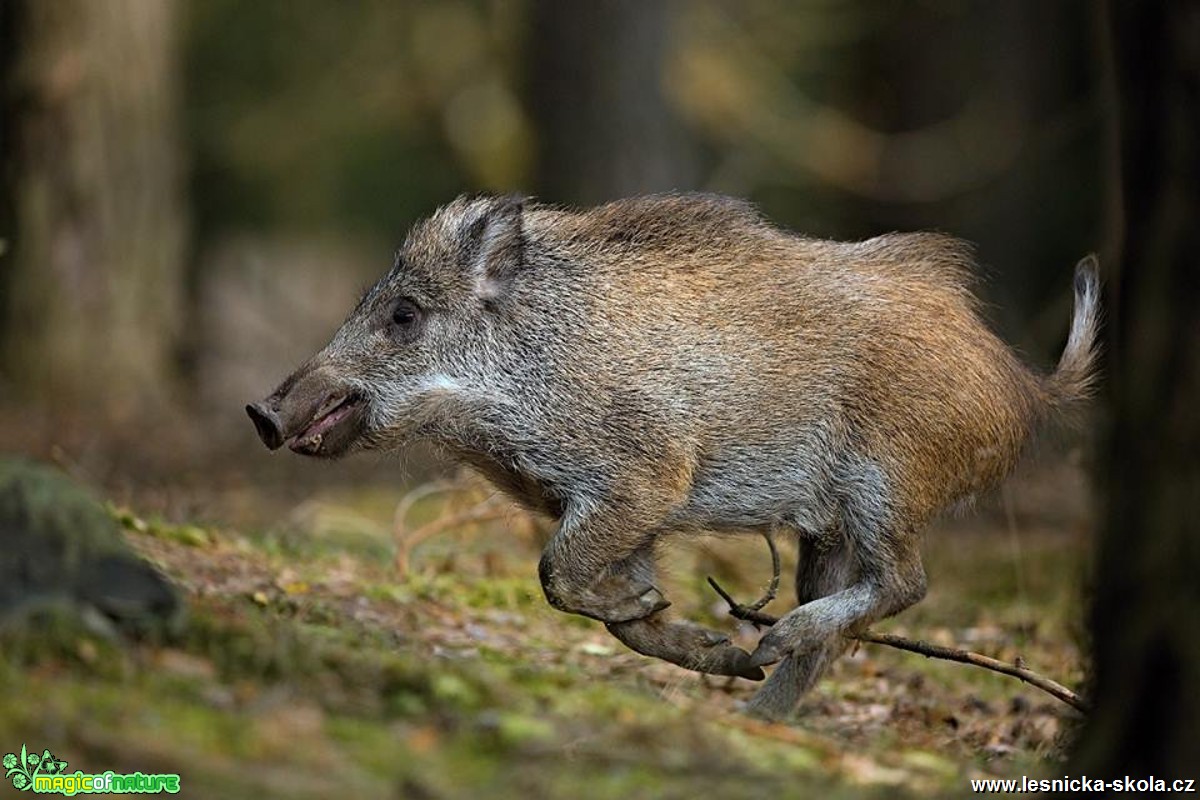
<box><xmin>606</xmin><ymin>610</ymin><xmax>765</xmax><ymax>681</ymax></box>
<box><xmin>538</xmin><ymin>503</ymin><xmax>764</xmax><ymax>681</ymax></box>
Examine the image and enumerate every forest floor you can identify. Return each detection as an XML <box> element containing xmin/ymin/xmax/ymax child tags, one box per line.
<box><xmin>0</xmin><ymin>462</ymin><xmax>1091</xmax><ymax>799</ymax></box>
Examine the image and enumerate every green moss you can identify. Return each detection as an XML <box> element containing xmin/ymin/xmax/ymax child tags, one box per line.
<box><xmin>110</xmin><ymin>505</ymin><xmax>213</xmax><ymax>548</ymax></box>
<box><xmin>0</xmin><ymin>459</ymin><xmax>126</xmax><ymax>559</ymax></box>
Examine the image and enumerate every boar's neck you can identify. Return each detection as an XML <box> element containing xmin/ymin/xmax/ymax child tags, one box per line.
<box><xmin>454</xmin><ymin>447</ymin><xmax>565</xmax><ymax>521</ymax></box>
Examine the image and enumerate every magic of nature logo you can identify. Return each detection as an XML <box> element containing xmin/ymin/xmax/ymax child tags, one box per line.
<box><xmin>3</xmin><ymin>745</ymin><xmax>180</xmax><ymax>795</ymax></box>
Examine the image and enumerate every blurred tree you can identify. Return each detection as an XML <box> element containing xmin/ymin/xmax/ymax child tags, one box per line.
<box><xmin>0</xmin><ymin>0</ymin><xmax>186</xmax><ymax>417</ymax></box>
<box><xmin>1074</xmin><ymin>0</ymin><xmax>1200</xmax><ymax>773</ymax></box>
<box><xmin>527</xmin><ymin>0</ymin><xmax>697</xmax><ymax>204</ymax></box>
<box><xmin>182</xmin><ymin>1</ymin><xmax>474</xmax><ymax>246</ymax></box>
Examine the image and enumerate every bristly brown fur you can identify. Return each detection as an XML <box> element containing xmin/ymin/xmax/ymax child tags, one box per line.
<box><xmin>251</xmin><ymin>192</ymin><xmax>1101</xmax><ymax>718</ymax></box>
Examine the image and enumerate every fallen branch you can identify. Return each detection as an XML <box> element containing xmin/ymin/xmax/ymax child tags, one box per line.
<box><xmin>849</xmin><ymin>630</ymin><xmax>1087</xmax><ymax>712</ymax></box>
<box><xmin>707</xmin><ymin>533</ymin><xmax>1088</xmax><ymax>713</ymax></box>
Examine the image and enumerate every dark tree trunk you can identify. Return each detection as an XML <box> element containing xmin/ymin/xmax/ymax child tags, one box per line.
<box><xmin>0</xmin><ymin>0</ymin><xmax>186</xmax><ymax>418</ymax></box>
<box><xmin>1073</xmin><ymin>0</ymin><xmax>1200</xmax><ymax>773</ymax></box>
<box><xmin>526</xmin><ymin>0</ymin><xmax>697</xmax><ymax>205</ymax></box>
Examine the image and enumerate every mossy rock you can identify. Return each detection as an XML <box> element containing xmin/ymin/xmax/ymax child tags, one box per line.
<box><xmin>0</xmin><ymin>458</ymin><xmax>182</xmax><ymax>636</ymax></box>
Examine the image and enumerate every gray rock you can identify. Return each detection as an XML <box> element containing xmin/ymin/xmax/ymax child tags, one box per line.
<box><xmin>0</xmin><ymin>458</ymin><xmax>182</xmax><ymax>635</ymax></box>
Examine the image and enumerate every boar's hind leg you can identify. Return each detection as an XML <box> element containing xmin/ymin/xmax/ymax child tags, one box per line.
<box><xmin>745</xmin><ymin>535</ymin><xmax>856</xmax><ymax>718</ymax></box>
<box><xmin>745</xmin><ymin>468</ymin><xmax>928</xmax><ymax>714</ymax></box>
<box><xmin>745</xmin><ymin>528</ymin><xmax>926</xmax><ymax>669</ymax></box>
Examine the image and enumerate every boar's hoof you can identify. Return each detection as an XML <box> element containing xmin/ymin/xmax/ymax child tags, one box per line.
<box><xmin>636</xmin><ymin>587</ymin><xmax>671</xmax><ymax>617</ymax></box>
<box><xmin>713</xmin><ymin>645</ymin><xmax>767</xmax><ymax>681</ymax></box>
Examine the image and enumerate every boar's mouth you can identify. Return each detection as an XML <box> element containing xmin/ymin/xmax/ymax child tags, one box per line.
<box><xmin>286</xmin><ymin>392</ymin><xmax>366</xmax><ymax>458</ymax></box>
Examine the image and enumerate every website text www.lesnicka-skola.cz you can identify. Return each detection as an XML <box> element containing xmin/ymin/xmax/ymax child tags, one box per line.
<box><xmin>970</xmin><ymin>776</ymin><xmax>1196</xmax><ymax>793</ymax></box>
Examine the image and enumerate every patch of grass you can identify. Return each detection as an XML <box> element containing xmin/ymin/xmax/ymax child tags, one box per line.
<box><xmin>111</xmin><ymin>504</ymin><xmax>213</xmax><ymax>548</ymax></box>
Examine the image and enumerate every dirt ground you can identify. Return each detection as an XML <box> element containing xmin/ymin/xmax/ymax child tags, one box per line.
<box><xmin>0</xmin><ymin>446</ymin><xmax>1092</xmax><ymax>799</ymax></box>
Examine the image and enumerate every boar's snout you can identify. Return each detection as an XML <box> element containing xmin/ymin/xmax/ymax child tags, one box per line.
<box><xmin>247</xmin><ymin>367</ymin><xmax>367</xmax><ymax>458</ymax></box>
<box><xmin>246</xmin><ymin>400</ymin><xmax>285</xmax><ymax>450</ymax></box>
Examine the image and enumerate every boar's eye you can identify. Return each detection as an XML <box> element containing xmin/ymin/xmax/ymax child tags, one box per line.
<box><xmin>390</xmin><ymin>298</ymin><xmax>421</xmax><ymax>329</ymax></box>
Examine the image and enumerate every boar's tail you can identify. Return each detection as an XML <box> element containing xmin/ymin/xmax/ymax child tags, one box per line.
<box><xmin>1042</xmin><ymin>255</ymin><xmax>1102</xmax><ymax>409</ymax></box>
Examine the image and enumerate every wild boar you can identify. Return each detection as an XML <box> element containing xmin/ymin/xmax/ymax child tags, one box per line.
<box><xmin>247</xmin><ymin>193</ymin><xmax>1098</xmax><ymax>716</ymax></box>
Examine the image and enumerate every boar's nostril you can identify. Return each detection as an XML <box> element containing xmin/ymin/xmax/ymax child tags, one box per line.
<box><xmin>246</xmin><ymin>402</ymin><xmax>285</xmax><ymax>450</ymax></box>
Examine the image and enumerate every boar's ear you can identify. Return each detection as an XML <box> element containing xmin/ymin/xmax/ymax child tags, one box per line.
<box><xmin>463</xmin><ymin>194</ymin><xmax>524</xmax><ymax>302</ymax></box>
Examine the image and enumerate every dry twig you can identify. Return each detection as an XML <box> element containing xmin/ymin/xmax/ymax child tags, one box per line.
<box><xmin>393</xmin><ymin>480</ymin><xmax>510</xmax><ymax>577</ymax></box>
<box><xmin>707</xmin><ymin>533</ymin><xmax>1088</xmax><ymax>713</ymax></box>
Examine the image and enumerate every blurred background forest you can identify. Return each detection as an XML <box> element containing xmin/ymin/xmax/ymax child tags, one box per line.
<box><xmin>3</xmin><ymin>1</ymin><xmax>1193</xmax><ymax>797</ymax></box>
